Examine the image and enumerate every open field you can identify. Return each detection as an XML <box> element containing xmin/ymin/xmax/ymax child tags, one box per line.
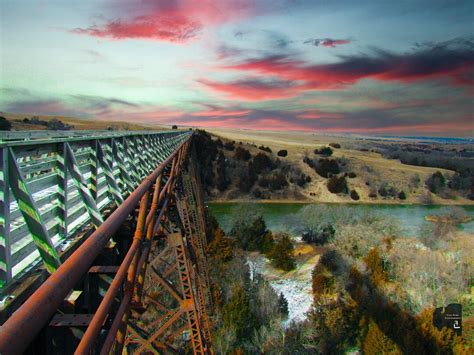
<box><xmin>0</xmin><ymin>112</ymin><xmax>169</xmax><ymax>131</ymax></box>
<box><xmin>207</xmin><ymin>128</ymin><xmax>473</xmax><ymax>205</ymax></box>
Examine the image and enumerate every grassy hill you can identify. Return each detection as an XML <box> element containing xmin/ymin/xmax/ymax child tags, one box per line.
<box><xmin>0</xmin><ymin>112</ymin><xmax>169</xmax><ymax>131</ymax></box>
<box><xmin>201</xmin><ymin>128</ymin><xmax>473</xmax><ymax>205</ymax></box>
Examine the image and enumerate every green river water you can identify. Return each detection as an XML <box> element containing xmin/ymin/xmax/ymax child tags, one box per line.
<box><xmin>208</xmin><ymin>203</ymin><xmax>474</xmax><ymax>237</ymax></box>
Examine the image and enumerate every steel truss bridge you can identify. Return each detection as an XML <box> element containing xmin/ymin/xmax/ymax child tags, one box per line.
<box><xmin>0</xmin><ymin>130</ymin><xmax>214</xmax><ymax>354</ymax></box>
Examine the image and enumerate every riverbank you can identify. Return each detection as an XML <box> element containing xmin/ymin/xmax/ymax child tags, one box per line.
<box><xmin>208</xmin><ymin>202</ymin><xmax>474</xmax><ymax>237</ymax></box>
<box><xmin>208</xmin><ymin>198</ymin><xmax>474</xmax><ymax>206</ymax></box>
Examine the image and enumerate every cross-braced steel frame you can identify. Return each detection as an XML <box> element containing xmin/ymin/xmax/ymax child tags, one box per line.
<box><xmin>0</xmin><ymin>130</ymin><xmax>214</xmax><ymax>354</ymax></box>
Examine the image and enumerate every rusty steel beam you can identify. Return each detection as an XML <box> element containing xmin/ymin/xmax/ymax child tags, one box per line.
<box><xmin>100</xmin><ymin>150</ymin><xmax>187</xmax><ymax>354</ymax></box>
<box><xmin>75</xmin><ymin>191</ymin><xmax>150</xmax><ymax>353</ymax></box>
<box><xmin>0</xmin><ymin>138</ymin><xmax>191</xmax><ymax>355</ymax></box>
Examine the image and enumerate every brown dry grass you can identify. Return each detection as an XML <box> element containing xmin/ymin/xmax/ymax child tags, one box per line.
<box><xmin>207</xmin><ymin>128</ymin><xmax>473</xmax><ymax>205</ymax></box>
<box><xmin>1</xmin><ymin>112</ymin><xmax>168</xmax><ymax>131</ymax></box>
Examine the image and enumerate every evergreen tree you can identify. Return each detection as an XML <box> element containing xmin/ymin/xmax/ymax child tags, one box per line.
<box><xmin>278</xmin><ymin>292</ymin><xmax>289</xmax><ymax>318</ymax></box>
<box><xmin>207</xmin><ymin>228</ymin><xmax>234</xmax><ymax>262</ymax></box>
<box><xmin>223</xmin><ymin>284</ymin><xmax>257</xmax><ymax>339</ymax></box>
<box><xmin>260</xmin><ymin>231</ymin><xmax>275</xmax><ymax>254</ymax></box>
<box><xmin>268</xmin><ymin>234</ymin><xmax>296</xmax><ymax>271</ymax></box>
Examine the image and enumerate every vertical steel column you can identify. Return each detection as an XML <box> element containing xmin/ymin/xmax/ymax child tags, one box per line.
<box><xmin>7</xmin><ymin>148</ymin><xmax>61</xmax><ymax>274</ymax></box>
<box><xmin>57</xmin><ymin>142</ymin><xmax>69</xmax><ymax>238</ymax></box>
<box><xmin>0</xmin><ymin>147</ymin><xmax>12</xmax><ymax>285</ymax></box>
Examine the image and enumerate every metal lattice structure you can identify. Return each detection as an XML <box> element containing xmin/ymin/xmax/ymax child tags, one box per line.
<box><xmin>0</xmin><ymin>130</ymin><xmax>189</xmax><ymax>287</ymax></box>
<box><xmin>0</xmin><ymin>129</ymin><xmax>215</xmax><ymax>354</ymax></box>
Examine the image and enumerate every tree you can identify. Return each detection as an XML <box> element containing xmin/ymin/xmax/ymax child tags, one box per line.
<box><xmin>216</xmin><ymin>151</ymin><xmax>229</xmax><ymax>191</ymax></box>
<box><xmin>278</xmin><ymin>293</ymin><xmax>289</xmax><ymax>318</ymax></box>
<box><xmin>0</xmin><ymin>117</ymin><xmax>12</xmax><ymax>131</ymax></box>
<box><xmin>363</xmin><ymin>247</ymin><xmax>388</xmax><ymax>286</ymax></box>
<box><xmin>260</xmin><ymin>231</ymin><xmax>275</xmax><ymax>254</ymax></box>
<box><xmin>251</xmin><ymin>153</ymin><xmax>274</xmax><ymax>173</ymax></box>
<box><xmin>426</xmin><ymin>171</ymin><xmax>446</xmax><ymax>194</ymax></box>
<box><xmin>327</xmin><ymin>176</ymin><xmax>348</xmax><ymax>194</ymax></box>
<box><xmin>235</xmin><ymin>146</ymin><xmax>251</xmax><ymax>161</ymax></box>
<box><xmin>47</xmin><ymin>119</ymin><xmax>73</xmax><ymax>130</ymax></box>
<box><xmin>314</xmin><ymin>147</ymin><xmax>333</xmax><ymax>156</ymax></box>
<box><xmin>315</xmin><ymin>159</ymin><xmax>340</xmax><ymax>178</ymax></box>
<box><xmin>194</xmin><ymin>130</ymin><xmax>218</xmax><ymax>188</ymax></box>
<box><xmin>350</xmin><ymin>189</ymin><xmax>360</xmax><ymax>200</ymax></box>
<box><xmin>268</xmin><ymin>234</ymin><xmax>296</xmax><ymax>271</ymax></box>
<box><xmin>277</xmin><ymin>149</ymin><xmax>288</xmax><ymax>157</ymax></box>
<box><xmin>230</xmin><ymin>215</ymin><xmax>268</xmax><ymax>251</ymax></box>
<box><xmin>398</xmin><ymin>191</ymin><xmax>407</xmax><ymax>200</ymax></box>
<box><xmin>207</xmin><ymin>228</ymin><xmax>234</xmax><ymax>262</ymax></box>
<box><xmin>258</xmin><ymin>145</ymin><xmax>272</xmax><ymax>153</ymax></box>
<box><xmin>224</xmin><ymin>141</ymin><xmax>235</xmax><ymax>151</ymax></box>
<box><xmin>268</xmin><ymin>172</ymin><xmax>288</xmax><ymax>191</ymax></box>
<box><xmin>302</xmin><ymin>224</ymin><xmax>335</xmax><ymax>245</ymax></box>
<box><xmin>171</xmin><ymin>124</ymin><xmax>178</xmax><ymax>129</ymax></box>
<box><xmin>223</xmin><ymin>284</ymin><xmax>257</xmax><ymax>339</ymax></box>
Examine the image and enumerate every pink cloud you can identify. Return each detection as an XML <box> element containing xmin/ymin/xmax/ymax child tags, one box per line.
<box><xmin>304</xmin><ymin>38</ymin><xmax>352</xmax><ymax>48</ymax></box>
<box><xmin>198</xmin><ymin>78</ymin><xmax>304</xmax><ymax>101</ymax></box>
<box><xmin>72</xmin><ymin>1</ymin><xmax>253</xmax><ymax>43</ymax></box>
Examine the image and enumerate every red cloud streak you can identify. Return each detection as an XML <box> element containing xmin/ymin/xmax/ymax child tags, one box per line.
<box><xmin>218</xmin><ymin>42</ymin><xmax>474</xmax><ymax>90</ymax></box>
<box><xmin>72</xmin><ymin>1</ymin><xmax>253</xmax><ymax>43</ymax></box>
<box><xmin>198</xmin><ymin>78</ymin><xmax>304</xmax><ymax>101</ymax></box>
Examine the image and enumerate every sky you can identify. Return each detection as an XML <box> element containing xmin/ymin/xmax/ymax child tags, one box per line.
<box><xmin>0</xmin><ymin>0</ymin><xmax>473</xmax><ymax>136</ymax></box>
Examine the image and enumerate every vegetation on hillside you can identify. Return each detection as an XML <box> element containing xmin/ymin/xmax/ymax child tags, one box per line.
<box><xmin>205</xmin><ymin>212</ymin><xmax>293</xmax><ymax>353</ymax></box>
<box><xmin>194</xmin><ymin>130</ymin><xmax>473</xmax><ymax>202</ymax></box>
<box><xmin>207</xmin><ymin>205</ymin><xmax>473</xmax><ymax>353</ymax></box>
<box><xmin>352</xmin><ymin>140</ymin><xmax>474</xmax><ymax>200</ymax></box>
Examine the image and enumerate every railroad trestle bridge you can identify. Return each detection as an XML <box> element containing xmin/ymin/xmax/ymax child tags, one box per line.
<box><xmin>0</xmin><ymin>130</ymin><xmax>214</xmax><ymax>354</ymax></box>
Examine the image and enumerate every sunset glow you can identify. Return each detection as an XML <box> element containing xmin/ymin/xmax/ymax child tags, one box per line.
<box><xmin>1</xmin><ymin>0</ymin><xmax>473</xmax><ymax>135</ymax></box>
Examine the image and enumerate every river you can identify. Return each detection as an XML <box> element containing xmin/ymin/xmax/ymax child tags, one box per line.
<box><xmin>207</xmin><ymin>203</ymin><xmax>474</xmax><ymax>237</ymax></box>
<box><xmin>207</xmin><ymin>202</ymin><xmax>474</xmax><ymax>324</ymax></box>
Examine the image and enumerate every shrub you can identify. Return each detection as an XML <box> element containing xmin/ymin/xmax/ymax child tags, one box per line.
<box><xmin>418</xmin><ymin>192</ymin><xmax>434</xmax><ymax>205</ymax></box>
<box><xmin>363</xmin><ymin>247</ymin><xmax>388</xmax><ymax>286</ymax></box>
<box><xmin>369</xmin><ymin>189</ymin><xmax>377</xmax><ymax>198</ymax></box>
<box><xmin>329</xmin><ymin>143</ymin><xmax>341</xmax><ymax>149</ymax></box>
<box><xmin>296</xmin><ymin>174</ymin><xmax>309</xmax><ymax>187</ymax></box>
<box><xmin>194</xmin><ymin>130</ymin><xmax>218</xmax><ymax>188</ymax></box>
<box><xmin>315</xmin><ymin>159</ymin><xmax>340</xmax><ymax>178</ymax></box>
<box><xmin>302</xmin><ymin>224</ymin><xmax>335</xmax><ymax>245</ymax></box>
<box><xmin>237</xmin><ymin>165</ymin><xmax>257</xmax><ymax>192</ymax></box>
<box><xmin>268</xmin><ymin>172</ymin><xmax>288</xmax><ymax>191</ymax></box>
<box><xmin>410</xmin><ymin>173</ymin><xmax>421</xmax><ymax>188</ymax></box>
<box><xmin>350</xmin><ymin>189</ymin><xmax>360</xmax><ymax>200</ymax></box>
<box><xmin>230</xmin><ymin>215</ymin><xmax>268</xmax><ymax>252</ymax></box>
<box><xmin>251</xmin><ymin>153</ymin><xmax>274</xmax><ymax>173</ymax></box>
<box><xmin>216</xmin><ymin>151</ymin><xmax>229</xmax><ymax>191</ymax></box>
<box><xmin>0</xmin><ymin>117</ymin><xmax>12</xmax><ymax>131</ymax></box>
<box><xmin>378</xmin><ymin>183</ymin><xmax>397</xmax><ymax>198</ymax></box>
<box><xmin>398</xmin><ymin>191</ymin><xmax>407</xmax><ymax>200</ymax></box>
<box><xmin>426</xmin><ymin>171</ymin><xmax>446</xmax><ymax>194</ymax></box>
<box><xmin>172</xmin><ymin>124</ymin><xmax>178</xmax><ymax>129</ymax></box>
<box><xmin>347</xmin><ymin>172</ymin><xmax>357</xmax><ymax>178</ymax></box>
<box><xmin>215</xmin><ymin>138</ymin><xmax>223</xmax><ymax>148</ymax></box>
<box><xmin>314</xmin><ymin>147</ymin><xmax>333</xmax><ymax>156</ymax></box>
<box><xmin>268</xmin><ymin>234</ymin><xmax>296</xmax><ymax>271</ymax></box>
<box><xmin>47</xmin><ymin>119</ymin><xmax>73</xmax><ymax>130</ymax></box>
<box><xmin>277</xmin><ymin>149</ymin><xmax>288</xmax><ymax>157</ymax></box>
<box><xmin>224</xmin><ymin>141</ymin><xmax>235</xmax><ymax>151</ymax></box>
<box><xmin>235</xmin><ymin>146</ymin><xmax>251</xmax><ymax>161</ymax></box>
<box><xmin>258</xmin><ymin>145</ymin><xmax>272</xmax><ymax>153</ymax></box>
<box><xmin>327</xmin><ymin>176</ymin><xmax>348</xmax><ymax>194</ymax></box>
